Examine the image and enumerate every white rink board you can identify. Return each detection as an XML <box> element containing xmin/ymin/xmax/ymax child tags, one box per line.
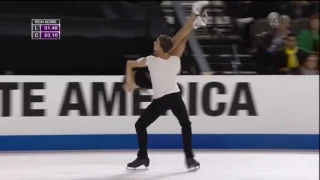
<box><xmin>0</xmin><ymin>76</ymin><xmax>319</xmax><ymax>135</ymax></box>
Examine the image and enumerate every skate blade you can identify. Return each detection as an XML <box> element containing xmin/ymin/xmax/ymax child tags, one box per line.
<box><xmin>126</xmin><ymin>166</ymin><xmax>149</xmax><ymax>170</ymax></box>
<box><xmin>187</xmin><ymin>165</ymin><xmax>200</xmax><ymax>171</ymax></box>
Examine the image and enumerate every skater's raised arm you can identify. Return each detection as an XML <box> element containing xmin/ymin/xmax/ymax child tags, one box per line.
<box><xmin>169</xmin><ymin>35</ymin><xmax>190</xmax><ymax>58</ymax></box>
<box><xmin>169</xmin><ymin>1</ymin><xmax>209</xmax><ymax>56</ymax></box>
<box><xmin>169</xmin><ymin>13</ymin><xmax>198</xmax><ymax>54</ymax></box>
<box><xmin>169</xmin><ymin>12</ymin><xmax>208</xmax><ymax>57</ymax></box>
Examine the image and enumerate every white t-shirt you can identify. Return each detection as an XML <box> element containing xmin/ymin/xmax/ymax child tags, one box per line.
<box><xmin>144</xmin><ymin>55</ymin><xmax>181</xmax><ymax>99</ymax></box>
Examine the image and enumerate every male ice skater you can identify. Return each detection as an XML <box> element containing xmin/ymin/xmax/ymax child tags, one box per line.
<box><xmin>124</xmin><ymin>1</ymin><xmax>209</xmax><ymax>169</ymax></box>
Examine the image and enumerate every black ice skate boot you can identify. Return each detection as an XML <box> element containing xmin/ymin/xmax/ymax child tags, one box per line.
<box><xmin>186</xmin><ymin>158</ymin><xmax>200</xmax><ymax>170</ymax></box>
<box><xmin>127</xmin><ymin>157</ymin><xmax>150</xmax><ymax>169</ymax></box>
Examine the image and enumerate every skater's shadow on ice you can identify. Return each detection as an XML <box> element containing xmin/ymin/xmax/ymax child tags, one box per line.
<box><xmin>75</xmin><ymin>169</ymin><xmax>148</xmax><ymax>180</ymax></box>
<box><xmin>75</xmin><ymin>169</ymin><xmax>195</xmax><ymax>180</ymax></box>
<box><xmin>140</xmin><ymin>170</ymin><xmax>196</xmax><ymax>180</ymax></box>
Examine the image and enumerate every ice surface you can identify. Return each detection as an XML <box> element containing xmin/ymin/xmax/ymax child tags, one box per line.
<box><xmin>0</xmin><ymin>151</ymin><xmax>318</xmax><ymax>180</ymax></box>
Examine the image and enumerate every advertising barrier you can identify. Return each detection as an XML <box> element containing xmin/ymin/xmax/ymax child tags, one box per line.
<box><xmin>0</xmin><ymin>76</ymin><xmax>319</xmax><ymax>151</ymax></box>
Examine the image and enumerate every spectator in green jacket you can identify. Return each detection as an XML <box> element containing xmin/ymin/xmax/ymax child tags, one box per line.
<box><xmin>298</xmin><ymin>13</ymin><xmax>319</xmax><ymax>55</ymax></box>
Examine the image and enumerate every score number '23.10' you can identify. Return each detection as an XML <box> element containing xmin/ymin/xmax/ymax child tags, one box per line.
<box><xmin>41</xmin><ymin>32</ymin><xmax>60</xmax><ymax>39</ymax></box>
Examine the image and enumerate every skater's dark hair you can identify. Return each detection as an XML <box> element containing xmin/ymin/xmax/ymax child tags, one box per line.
<box><xmin>159</xmin><ymin>35</ymin><xmax>173</xmax><ymax>53</ymax></box>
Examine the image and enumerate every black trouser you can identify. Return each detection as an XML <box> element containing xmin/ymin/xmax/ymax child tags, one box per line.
<box><xmin>135</xmin><ymin>92</ymin><xmax>194</xmax><ymax>159</ymax></box>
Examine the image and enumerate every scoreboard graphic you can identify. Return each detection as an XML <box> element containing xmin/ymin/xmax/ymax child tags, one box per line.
<box><xmin>31</xmin><ymin>19</ymin><xmax>61</xmax><ymax>40</ymax></box>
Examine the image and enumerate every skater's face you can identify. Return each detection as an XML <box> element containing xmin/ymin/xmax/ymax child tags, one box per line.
<box><xmin>153</xmin><ymin>38</ymin><xmax>162</xmax><ymax>53</ymax></box>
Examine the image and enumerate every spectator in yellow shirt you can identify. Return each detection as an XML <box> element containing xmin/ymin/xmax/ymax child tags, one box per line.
<box><xmin>272</xmin><ymin>33</ymin><xmax>309</xmax><ymax>74</ymax></box>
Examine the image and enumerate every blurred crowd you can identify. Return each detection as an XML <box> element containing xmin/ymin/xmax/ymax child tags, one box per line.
<box><xmin>253</xmin><ymin>12</ymin><xmax>319</xmax><ymax>75</ymax></box>
<box><xmin>243</xmin><ymin>1</ymin><xmax>319</xmax><ymax>75</ymax></box>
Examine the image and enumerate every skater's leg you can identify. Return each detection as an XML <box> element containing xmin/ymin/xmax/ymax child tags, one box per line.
<box><xmin>170</xmin><ymin>93</ymin><xmax>200</xmax><ymax>169</ymax></box>
<box><xmin>127</xmin><ymin>98</ymin><xmax>170</xmax><ymax>168</ymax></box>
<box><xmin>170</xmin><ymin>94</ymin><xmax>194</xmax><ymax>159</ymax></box>
<box><xmin>135</xmin><ymin>99</ymin><xmax>168</xmax><ymax>158</ymax></box>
